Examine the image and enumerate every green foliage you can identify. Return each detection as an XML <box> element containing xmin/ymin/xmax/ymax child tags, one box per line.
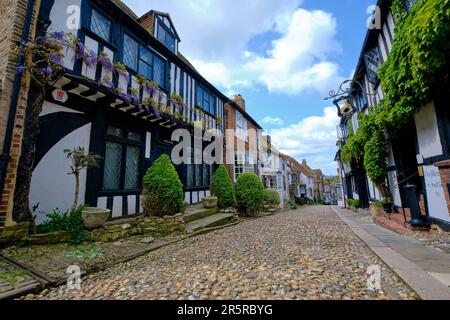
<box><xmin>263</xmin><ymin>188</ymin><xmax>281</xmax><ymax>207</ymax></box>
<box><xmin>341</xmin><ymin>0</ymin><xmax>450</xmax><ymax>197</ymax></box>
<box><xmin>371</xmin><ymin>201</ymin><xmax>384</xmax><ymax>208</ymax></box>
<box><xmin>295</xmin><ymin>196</ymin><xmax>305</xmax><ymax>206</ymax></box>
<box><xmin>210</xmin><ymin>165</ymin><xmax>237</xmax><ymax>209</ymax></box>
<box><xmin>352</xmin><ymin>199</ymin><xmax>361</xmax><ymax>208</ymax></box>
<box><xmin>235</xmin><ymin>173</ymin><xmax>264</xmax><ymax>216</ymax></box>
<box><xmin>288</xmin><ymin>200</ymin><xmax>299</xmax><ymax>210</ymax></box>
<box><xmin>64</xmin><ymin>245</ymin><xmax>104</xmax><ymax>259</ymax></box>
<box><xmin>143</xmin><ymin>154</ymin><xmax>184</xmax><ymax>216</ymax></box>
<box><xmin>378</xmin><ymin>0</ymin><xmax>450</xmax><ymax>129</ymax></box>
<box><xmin>35</xmin><ymin>206</ymin><xmax>89</xmax><ymax>244</ymax></box>
<box><xmin>364</xmin><ymin>133</ymin><xmax>388</xmax><ymax>184</ymax></box>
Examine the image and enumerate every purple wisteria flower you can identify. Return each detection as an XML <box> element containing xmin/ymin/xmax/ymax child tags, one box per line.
<box><xmin>41</xmin><ymin>67</ymin><xmax>54</xmax><ymax>75</ymax></box>
<box><xmin>50</xmin><ymin>31</ymin><xmax>65</xmax><ymax>41</ymax></box>
<box><xmin>118</xmin><ymin>92</ymin><xmax>131</xmax><ymax>105</ymax></box>
<box><xmin>153</xmin><ymin>107</ymin><xmax>161</xmax><ymax>118</ymax></box>
<box><xmin>75</xmin><ymin>42</ymin><xmax>85</xmax><ymax>60</ymax></box>
<box><xmin>144</xmin><ymin>83</ymin><xmax>156</xmax><ymax>96</ymax></box>
<box><xmin>144</xmin><ymin>105</ymin><xmax>150</xmax><ymax>113</ymax></box>
<box><xmin>131</xmin><ymin>95</ymin><xmax>140</xmax><ymax>105</ymax></box>
<box><xmin>15</xmin><ymin>65</ymin><xmax>26</xmax><ymax>75</ymax></box>
<box><xmin>49</xmin><ymin>53</ymin><xmax>64</xmax><ymax>66</ymax></box>
<box><xmin>84</xmin><ymin>50</ymin><xmax>98</xmax><ymax>67</ymax></box>
<box><xmin>98</xmin><ymin>55</ymin><xmax>114</xmax><ymax>71</ymax></box>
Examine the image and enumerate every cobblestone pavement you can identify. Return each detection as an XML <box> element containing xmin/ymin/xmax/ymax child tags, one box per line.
<box><xmin>25</xmin><ymin>206</ymin><xmax>419</xmax><ymax>300</ymax></box>
<box><xmin>0</xmin><ymin>257</ymin><xmax>39</xmax><ymax>298</ymax></box>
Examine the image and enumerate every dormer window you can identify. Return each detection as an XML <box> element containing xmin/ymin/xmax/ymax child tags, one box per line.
<box><xmin>157</xmin><ymin>23</ymin><xmax>176</xmax><ymax>52</ymax></box>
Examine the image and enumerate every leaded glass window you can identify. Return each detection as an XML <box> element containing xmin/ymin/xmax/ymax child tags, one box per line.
<box><xmin>103</xmin><ymin>142</ymin><xmax>122</xmax><ymax>190</ymax></box>
<box><xmin>157</xmin><ymin>23</ymin><xmax>176</xmax><ymax>52</ymax></box>
<box><xmin>125</xmin><ymin>145</ymin><xmax>140</xmax><ymax>190</ymax></box>
<box><xmin>91</xmin><ymin>9</ymin><xmax>111</xmax><ymax>42</ymax></box>
<box><xmin>123</xmin><ymin>34</ymin><xmax>138</xmax><ymax>70</ymax></box>
<box><xmin>153</xmin><ymin>56</ymin><xmax>165</xmax><ymax>88</ymax></box>
<box><xmin>103</xmin><ymin>126</ymin><xmax>143</xmax><ymax>191</ymax></box>
<box><xmin>196</xmin><ymin>85</ymin><xmax>216</xmax><ymax>115</ymax></box>
<box><xmin>364</xmin><ymin>47</ymin><xmax>380</xmax><ymax>84</ymax></box>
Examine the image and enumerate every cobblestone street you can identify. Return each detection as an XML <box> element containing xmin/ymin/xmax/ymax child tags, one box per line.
<box><xmin>27</xmin><ymin>206</ymin><xmax>418</xmax><ymax>300</ymax></box>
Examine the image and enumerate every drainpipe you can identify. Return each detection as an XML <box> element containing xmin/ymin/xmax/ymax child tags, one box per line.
<box><xmin>0</xmin><ymin>0</ymin><xmax>37</xmax><ymax>210</ymax></box>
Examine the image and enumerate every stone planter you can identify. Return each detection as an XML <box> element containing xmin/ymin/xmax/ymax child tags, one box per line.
<box><xmin>82</xmin><ymin>207</ymin><xmax>111</xmax><ymax>230</ymax></box>
<box><xmin>202</xmin><ymin>196</ymin><xmax>218</xmax><ymax>209</ymax></box>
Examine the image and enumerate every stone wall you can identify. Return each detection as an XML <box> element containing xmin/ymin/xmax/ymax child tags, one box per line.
<box><xmin>0</xmin><ymin>0</ymin><xmax>41</xmax><ymax>227</ymax></box>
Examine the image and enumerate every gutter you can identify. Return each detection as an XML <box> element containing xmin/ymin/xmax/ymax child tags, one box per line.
<box><xmin>0</xmin><ymin>0</ymin><xmax>37</xmax><ymax>214</ymax></box>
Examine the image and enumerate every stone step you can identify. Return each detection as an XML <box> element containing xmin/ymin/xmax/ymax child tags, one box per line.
<box><xmin>185</xmin><ymin>213</ymin><xmax>236</xmax><ymax>233</ymax></box>
<box><xmin>183</xmin><ymin>204</ymin><xmax>218</xmax><ymax>223</ymax></box>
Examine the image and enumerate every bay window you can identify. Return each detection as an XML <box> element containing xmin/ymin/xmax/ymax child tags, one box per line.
<box><xmin>90</xmin><ymin>9</ymin><xmax>111</xmax><ymax>42</ymax></box>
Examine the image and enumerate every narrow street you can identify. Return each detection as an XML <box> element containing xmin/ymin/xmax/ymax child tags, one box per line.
<box><xmin>29</xmin><ymin>206</ymin><xmax>418</xmax><ymax>300</ymax></box>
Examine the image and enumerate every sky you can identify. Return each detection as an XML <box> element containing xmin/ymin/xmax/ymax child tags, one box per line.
<box><xmin>123</xmin><ymin>0</ymin><xmax>376</xmax><ymax>175</ymax></box>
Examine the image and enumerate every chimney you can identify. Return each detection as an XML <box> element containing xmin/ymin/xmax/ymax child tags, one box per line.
<box><xmin>233</xmin><ymin>94</ymin><xmax>246</xmax><ymax>111</ymax></box>
<box><xmin>302</xmin><ymin>159</ymin><xmax>307</xmax><ymax>166</ymax></box>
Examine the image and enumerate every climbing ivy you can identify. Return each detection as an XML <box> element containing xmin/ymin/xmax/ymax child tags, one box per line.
<box><xmin>341</xmin><ymin>0</ymin><xmax>450</xmax><ymax>196</ymax></box>
<box><xmin>377</xmin><ymin>0</ymin><xmax>450</xmax><ymax>128</ymax></box>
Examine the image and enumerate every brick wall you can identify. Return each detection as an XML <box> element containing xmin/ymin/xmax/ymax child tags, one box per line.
<box><xmin>435</xmin><ymin>160</ymin><xmax>450</xmax><ymax>219</ymax></box>
<box><xmin>224</xmin><ymin>102</ymin><xmax>259</xmax><ymax>182</ymax></box>
<box><xmin>0</xmin><ymin>0</ymin><xmax>40</xmax><ymax>227</ymax></box>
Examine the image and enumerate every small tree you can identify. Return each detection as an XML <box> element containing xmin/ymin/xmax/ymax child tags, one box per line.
<box><xmin>64</xmin><ymin>147</ymin><xmax>101</xmax><ymax>211</ymax></box>
<box><xmin>143</xmin><ymin>154</ymin><xmax>184</xmax><ymax>216</ymax></box>
<box><xmin>235</xmin><ymin>173</ymin><xmax>264</xmax><ymax>217</ymax></box>
<box><xmin>211</xmin><ymin>165</ymin><xmax>237</xmax><ymax>209</ymax></box>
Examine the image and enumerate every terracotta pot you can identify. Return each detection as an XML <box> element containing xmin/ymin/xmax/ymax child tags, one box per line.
<box><xmin>202</xmin><ymin>196</ymin><xmax>218</xmax><ymax>209</ymax></box>
<box><xmin>82</xmin><ymin>207</ymin><xmax>111</xmax><ymax>230</ymax></box>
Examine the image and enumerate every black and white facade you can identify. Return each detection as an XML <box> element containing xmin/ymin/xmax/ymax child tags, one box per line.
<box><xmin>30</xmin><ymin>0</ymin><xmax>227</xmax><ymax>223</ymax></box>
<box><xmin>336</xmin><ymin>0</ymin><xmax>450</xmax><ymax>226</ymax></box>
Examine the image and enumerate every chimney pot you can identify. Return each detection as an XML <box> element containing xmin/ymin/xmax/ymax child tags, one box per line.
<box><xmin>233</xmin><ymin>94</ymin><xmax>246</xmax><ymax>111</ymax></box>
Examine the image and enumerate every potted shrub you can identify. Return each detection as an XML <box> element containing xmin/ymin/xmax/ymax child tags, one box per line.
<box><xmin>235</xmin><ymin>173</ymin><xmax>264</xmax><ymax>217</ymax></box>
<box><xmin>210</xmin><ymin>165</ymin><xmax>237</xmax><ymax>210</ymax></box>
<box><xmin>370</xmin><ymin>201</ymin><xmax>385</xmax><ymax>216</ymax></box>
<box><xmin>142</xmin><ymin>154</ymin><xmax>184</xmax><ymax>216</ymax></box>
<box><xmin>263</xmin><ymin>188</ymin><xmax>281</xmax><ymax>212</ymax></box>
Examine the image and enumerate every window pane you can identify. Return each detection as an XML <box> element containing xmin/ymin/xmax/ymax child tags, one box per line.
<box><xmin>153</xmin><ymin>56</ymin><xmax>165</xmax><ymax>88</ymax></box>
<box><xmin>123</xmin><ymin>34</ymin><xmax>138</xmax><ymax>70</ymax></box>
<box><xmin>196</xmin><ymin>86</ymin><xmax>203</xmax><ymax>107</ymax></box>
<box><xmin>107</xmin><ymin>126</ymin><xmax>124</xmax><ymax>138</ymax></box>
<box><xmin>187</xmin><ymin>165</ymin><xmax>194</xmax><ymax>188</ymax></box>
<box><xmin>139</xmin><ymin>61</ymin><xmax>152</xmax><ymax>80</ymax></box>
<box><xmin>128</xmin><ymin>131</ymin><xmax>142</xmax><ymax>142</ymax></box>
<box><xmin>125</xmin><ymin>145</ymin><xmax>140</xmax><ymax>190</ymax></box>
<box><xmin>202</xmin><ymin>165</ymin><xmax>209</xmax><ymax>188</ymax></box>
<box><xmin>157</xmin><ymin>24</ymin><xmax>166</xmax><ymax>44</ymax></box>
<box><xmin>91</xmin><ymin>10</ymin><xmax>111</xmax><ymax>42</ymax></box>
<box><xmin>103</xmin><ymin>142</ymin><xmax>122</xmax><ymax>190</ymax></box>
<box><xmin>140</xmin><ymin>47</ymin><xmax>153</xmax><ymax>64</ymax></box>
<box><xmin>195</xmin><ymin>165</ymin><xmax>202</xmax><ymax>187</ymax></box>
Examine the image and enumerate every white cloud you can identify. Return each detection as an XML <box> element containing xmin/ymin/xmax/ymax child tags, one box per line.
<box><xmin>122</xmin><ymin>0</ymin><xmax>344</xmax><ymax>95</ymax></box>
<box><xmin>260</xmin><ymin>116</ymin><xmax>284</xmax><ymax>127</ymax></box>
<box><xmin>268</xmin><ymin>106</ymin><xmax>339</xmax><ymax>174</ymax></box>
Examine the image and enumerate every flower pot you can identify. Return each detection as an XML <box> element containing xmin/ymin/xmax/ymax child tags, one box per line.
<box><xmin>82</xmin><ymin>207</ymin><xmax>111</xmax><ymax>230</ymax></box>
<box><xmin>202</xmin><ymin>196</ymin><xmax>218</xmax><ymax>209</ymax></box>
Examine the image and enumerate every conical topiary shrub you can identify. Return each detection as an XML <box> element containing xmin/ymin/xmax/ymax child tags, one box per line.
<box><xmin>211</xmin><ymin>165</ymin><xmax>237</xmax><ymax>209</ymax></box>
<box><xmin>235</xmin><ymin>173</ymin><xmax>264</xmax><ymax>217</ymax></box>
<box><xmin>143</xmin><ymin>154</ymin><xmax>184</xmax><ymax>216</ymax></box>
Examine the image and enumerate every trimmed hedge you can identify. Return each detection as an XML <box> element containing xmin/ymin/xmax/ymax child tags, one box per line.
<box><xmin>143</xmin><ymin>154</ymin><xmax>184</xmax><ymax>216</ymax></box>
<box><xmin>235</xmin><ymin>173</ymin><xmax>264</xmax><ymax>216</ymax></box>
<box><xmin>211</xmin><ymin>165</ymin><xmax>237</xmax><ymax>209</ymax></box>
<box><xmin>263</xmin><ymin>188</ymin><xmax>281</xmax><ymax>207</ymax></box>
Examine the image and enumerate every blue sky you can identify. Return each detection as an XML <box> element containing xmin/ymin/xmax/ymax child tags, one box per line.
<box><xmin>123</xmin><ymin>0</ymin><xmax>376</xmax><ymax>175</ymax></box>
